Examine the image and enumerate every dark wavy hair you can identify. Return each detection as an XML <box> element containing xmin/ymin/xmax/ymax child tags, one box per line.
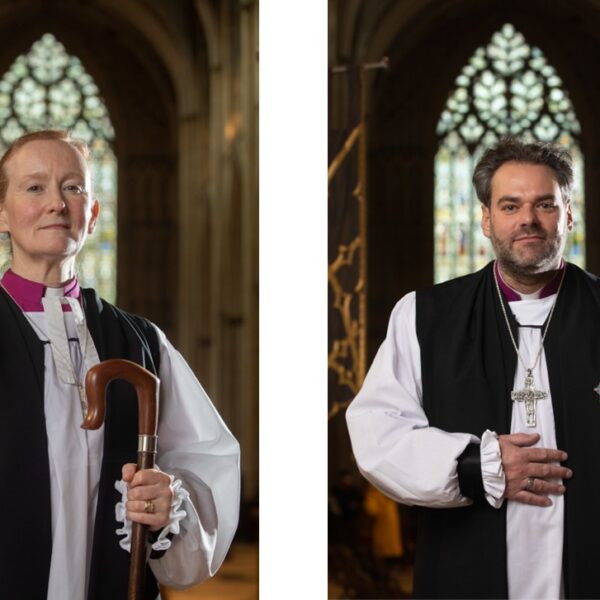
<box><xmin>472</xmin><ymin>136</ymin><xmax>574</xmax><ymax>207</ymax></box>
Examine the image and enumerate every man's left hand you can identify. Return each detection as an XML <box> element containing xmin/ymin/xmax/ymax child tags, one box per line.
<box><xmin>122</xmin><ymin>464</ymin><xmax>173</xmax><ymax>531</ymax></box>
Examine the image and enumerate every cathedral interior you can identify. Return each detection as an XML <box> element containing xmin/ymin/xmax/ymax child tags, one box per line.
<box><xmin>328</xmin><ymin>0</ymin><xmax>600</xmax><ymax>597</ymax></box>
<box><xmin>0</xmin><ymin>1</ymin><xmax>257</xmax><ymax>598</ymax></box>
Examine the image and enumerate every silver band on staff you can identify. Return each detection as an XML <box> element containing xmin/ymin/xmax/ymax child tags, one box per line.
<box><xmin>138</xmin><ymin>435</ymin><xmax>157</xmax><ymax>453</ymax></box>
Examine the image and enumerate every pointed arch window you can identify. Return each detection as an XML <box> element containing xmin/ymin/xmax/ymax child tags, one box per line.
<box><xmin>434</xmin><ymin>23</ymin><xmax>584</xmax><ymax>283</ymax></box>
<box><xmin>0</xmin><ymin>33</ymin><xmax>117</xmax><ymax>301</ymax></box>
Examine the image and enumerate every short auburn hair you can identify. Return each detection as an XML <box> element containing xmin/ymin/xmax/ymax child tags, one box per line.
<box><xmin>0</xmin><ymin>129</ymin><xmax>91</xmax><ymax>200</ymax></box>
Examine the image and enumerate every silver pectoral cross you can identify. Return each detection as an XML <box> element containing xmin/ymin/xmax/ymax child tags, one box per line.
<box><xmin>511</xmin><ymin>369</ymin><xmax>548</xmax><ymax>427</ymax></box>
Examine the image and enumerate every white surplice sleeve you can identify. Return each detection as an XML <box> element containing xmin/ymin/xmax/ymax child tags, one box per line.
<box><xmin>346</xmin><ymin>292</ymin><xmax>480</xmax><ymax>508</ymax></box>
<box><xmin>147</xmin><ymin>326</ymin><xmax>240</xmax><ymax>588</ymax></box>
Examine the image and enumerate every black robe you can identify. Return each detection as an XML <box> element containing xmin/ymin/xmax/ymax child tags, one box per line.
<box><xmin>414</xmin><ymin>262</ymin><xmax>600</xmax><ymax>599</ymax></box>
<box><xmin>0</xmin><ymin>286</ymin><xmax>161</xmax><ymax>600</ymax></box>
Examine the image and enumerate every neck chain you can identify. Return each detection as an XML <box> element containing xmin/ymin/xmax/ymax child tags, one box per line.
<box><xmin>0</xmin><ymin>282</ymin><xmax>91</xmax><ymax>417</ymax></box>
<box><xmin>0</xmin><ymin>280</ymin><xmax>53</xmax><ymax>338</ymax></box>
<box><xmin>493</xmin><ymin>264</ymin><xmax>565</xmax><ymax>427</ymax></box>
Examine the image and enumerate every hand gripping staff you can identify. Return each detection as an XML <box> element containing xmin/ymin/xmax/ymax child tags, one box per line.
<box><xmin>81</xmin><ymin>359</ymin><xmax>160</xmax><ymax>600</ymax></box>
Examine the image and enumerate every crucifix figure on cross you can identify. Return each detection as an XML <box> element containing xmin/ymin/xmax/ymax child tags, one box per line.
<box><xmin>511</xmin><ymin>368</ymin><xmax>548</xmax><ymax>427</ymax></box>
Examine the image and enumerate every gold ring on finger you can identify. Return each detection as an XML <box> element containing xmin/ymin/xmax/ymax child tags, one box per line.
<box><xmin>526</xmin><ymin>477</ymin><xmax>535</xmax><ymax>491</ymax></box>
<box><xmin>144</xmin><ymin>499</ymin><xmax>155</xmax><ymax>514</ymax></box>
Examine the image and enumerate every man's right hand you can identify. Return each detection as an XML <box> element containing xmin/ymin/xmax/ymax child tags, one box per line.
<box><xmin>498</xmin><ymin>432</ymin><xmax>572</xmax><ymax>507</ymax></box>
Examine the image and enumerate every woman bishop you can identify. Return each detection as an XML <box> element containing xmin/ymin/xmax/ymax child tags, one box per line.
<box><xmin>0</xmin><ymin>130</ymin><xmax>240</xmax><ymax>599</ymax></box>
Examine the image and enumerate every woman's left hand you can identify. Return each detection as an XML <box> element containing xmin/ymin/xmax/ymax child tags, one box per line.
<box><xmin>122</xmin><ymin>463</ymin><xmax>173</xmax><ymax>531</ymax></box>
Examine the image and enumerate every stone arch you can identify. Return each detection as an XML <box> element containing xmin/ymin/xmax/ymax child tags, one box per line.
<box><xmin>334</xmin><ymin>0</ymin><xmax>600</xmax><ymax>361</ymax></box>
<box><xmin>0</xmin><ymin>5</ymin><xmax>184</xmax><ymax>342</ymax></box>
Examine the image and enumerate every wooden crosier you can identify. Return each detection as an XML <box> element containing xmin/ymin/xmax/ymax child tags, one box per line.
<box><xmin>82</xmin><ymin>359</ymin><xmax>160</xmax><ymax>600</ymax></box>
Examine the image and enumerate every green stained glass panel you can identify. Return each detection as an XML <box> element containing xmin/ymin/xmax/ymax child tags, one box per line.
<box><xmin>435</xmin><ymin>23</ymin><xmax>584</xmax><ymax>283</ymax></box>
<box><xmin>0</xmin><ymin>33</ymin><xmax>116</xmax><ymax>301</ymax></box>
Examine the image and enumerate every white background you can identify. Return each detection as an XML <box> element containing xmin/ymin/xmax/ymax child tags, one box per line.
<box><xmin>260</xmin><ymin>1</ymin><xmax>327</xmax><ymax>598</ymax></box>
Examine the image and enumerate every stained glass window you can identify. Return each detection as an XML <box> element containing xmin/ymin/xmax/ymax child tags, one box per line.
<box><xmin>0</xmin><ymin>33</ymin><xmax>117</xmax><ymax>301</ymax></box>
<box><xmin>435</xmin><ymin>23</ymin><xmax>584</xmax><ymax>283</ymax></box>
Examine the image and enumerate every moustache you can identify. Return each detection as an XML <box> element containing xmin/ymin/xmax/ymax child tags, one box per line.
<box><xmin>512</xmin><ymin>228</ymin><xmax>547</xmax><ymax>241</ymax></box>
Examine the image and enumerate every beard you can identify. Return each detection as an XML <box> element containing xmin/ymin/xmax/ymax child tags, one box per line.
<box><xmin>488</xmin><ymin>223</ymin><xmax>567</xmax><ymax>279</ymax></box>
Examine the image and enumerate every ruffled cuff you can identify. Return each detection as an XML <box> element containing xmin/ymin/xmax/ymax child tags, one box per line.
<box><xmin>115</xmin><ymin>472</ymin><xmax>190</xmax><ymax>554</ymax></box>
<box><xmin>481</xmin><ymin>429</ymin><xmax>506</xmax><ymax>509</ymax></box>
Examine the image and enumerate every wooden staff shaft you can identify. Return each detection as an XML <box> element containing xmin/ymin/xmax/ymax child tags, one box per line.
<box><xmin>82</xmin><ymin>359</ymin><xmax>160</xmax><ymax>600</ymax></box>
<box><xmin>128</xmin><ymin>447</ymin><xmax>157</xmax><ymax>599</ymax></box>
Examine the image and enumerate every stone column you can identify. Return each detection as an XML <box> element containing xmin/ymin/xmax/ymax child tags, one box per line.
<box><xmin>117</xmin><ymin>154</ymin><xmax>178</xmax><ymax>340</ymax></box>
<box><xmin>177</xmin><ymin>114</ymin><xmax>212</xmax><ymax>386</ymax></box>
<box><xmin>199</xmin><ymin>0</ymin><xmax>258</xmax><ymax>502</ymax></box>
<box><xmin>238</xmin><ymin>0</ymin><xmax>259</xmax><ymax>501</ymax></box>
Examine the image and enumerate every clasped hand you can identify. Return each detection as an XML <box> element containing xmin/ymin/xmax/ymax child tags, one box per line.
<box><xmin>122</xmin><ymin>464</ymin><xmax>174</xmax><ymax>531</ymax></box>
<box><xmin>499</xmin><ymin>433</ymin><xmax>572</xmax><ymax>507</ymax></box>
